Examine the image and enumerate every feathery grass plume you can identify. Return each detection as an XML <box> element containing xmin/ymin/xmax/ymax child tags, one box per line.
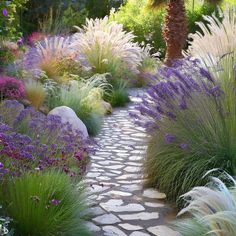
<box><xmin>174</xmin><ymin>171</ymin><xmax>236</xmax><ymax>236</ymax></box>
<box><xmin>186</xmin><ymin>5</ymin><xmax>236</xmax><ymax>80</ymax></box>
<box><xmin>47</xmin><ymin>74</ymin><xmax>111</xmax><ymax>136</ymax></box>
<box><xmin>71</xmin><ymin>17</ymin><xmax>143</xmax><ymax>77</ymax></box>
<box><xmin>24</xmin><ymin>80</ymin><xmax>46</xmax><ymax>110</ymax></box>
<box><xmin>0</xmin><ymin>171</ymin><xmax>90</xmax><ymax>236</ymax></box>
<box><xmin>132</xmin><ymin>58</ymin><xmax>236</xmax><ymax>203</ymax></box>
<box><xmin>24</xmin><ymin>36</ymin><xmax>76</xmax><ymax>81</ymax></box>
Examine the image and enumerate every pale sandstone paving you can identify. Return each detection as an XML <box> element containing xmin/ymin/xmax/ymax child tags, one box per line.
<box><xmin>85</xmin><ymin>89</ymin><xmax>178</xmax><ymax>236</ymax></box>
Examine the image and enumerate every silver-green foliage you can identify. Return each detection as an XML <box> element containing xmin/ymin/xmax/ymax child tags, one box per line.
<box><xmin>175</xmin><ymin>172</ymin><xmax>236</xmax><ymax>236</ymax></box>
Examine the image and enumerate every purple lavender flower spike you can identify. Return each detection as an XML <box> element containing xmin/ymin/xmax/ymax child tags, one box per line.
<box><xmin>179</xmin><ymin>143</ymin><xmax>188</xmax><ymax>150</ymax></box>
<box><xmin>51</xmin><ymin>199</ymin><xmax>61</xmax><ymax>205</ymax></box>
<box><xmin>165</xmin><ymin>133</ymin><xmax>176</xmax><ymax>143</ymax></box>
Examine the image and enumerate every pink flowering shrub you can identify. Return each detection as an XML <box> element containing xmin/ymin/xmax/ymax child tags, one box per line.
<box><xmin>28</xmin><ymin>32</ymin><xmax>47</xmax><ymax>46</ymax></box>
<box><xmin>0</xmin><ymin>76</ymin><xmax>25</xmax><ymax>100</ymax></box>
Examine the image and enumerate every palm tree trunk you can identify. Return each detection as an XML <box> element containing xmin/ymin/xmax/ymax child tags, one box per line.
<box><xmin>163</xmin><ymin>0</ymin><xmax>188</xmax><ymax>66</ymax></box>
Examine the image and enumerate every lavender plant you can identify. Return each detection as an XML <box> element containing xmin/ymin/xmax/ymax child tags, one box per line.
<box><xmin>0</xmin><ymin>76</ymin><xmax>25</xmax><ymax>100</ymax></box>
<box><xmin>132</xmin><ymin>59</ymin><xmax>236</xmax><ymax>202</ymax></box>
<box><xmin>0</xmin><ymin>100</ymin><xmax>90</xmax><ymax>179</ymax></box>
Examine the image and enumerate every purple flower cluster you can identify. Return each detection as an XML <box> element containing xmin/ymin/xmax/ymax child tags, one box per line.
<box><xmin>0</xmin><ymin>100</ymin><xmax>92</xmax><ymax>179</ymax></box>
<box><xmin>132</xmin><ymin>59</ymin><xmax>224</xmax><ymax>147</ymax></box>
<box><xmin>0</xmin><ymin>76</ymin><xmax>25</xmax><ymax>100</ymax></box>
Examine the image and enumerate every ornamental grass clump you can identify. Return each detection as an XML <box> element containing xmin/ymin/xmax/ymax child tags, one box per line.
<box><xmin>132</xmin><ymin>59</ymin><xmax>236</xmax><ymax>202</ymax></box>
<box><xmin>174</xmin><ymin>171</ymin><xmax>236</xmax><ymax>236</ymax></box>
<box><xmin>0</xmin><ymin>171</ymin><xmax>90</xmax><ymax>236</ymax></box>
<box><xmin>187</xmin><ymin>6</ymin><xmax>236</xmax><ymax>68</ymax></box>
<box><xmin>0</xmin><ymin>76</ymin><xmax>25</xmax><ymax>100</ymax></box>
<box><xmin>71</xmin><ymin>17</ymin><xmax>143</xmax><ymax>77</ymax></box>
<box><xmin>24</xmin><ymin>36</ymin><xmax>79</xmax><ymax>81</ymax></box>
<box><xmin>47</xmin><ymin>74</ymin><xmax>111</xmax><ymax>136</ymax></box>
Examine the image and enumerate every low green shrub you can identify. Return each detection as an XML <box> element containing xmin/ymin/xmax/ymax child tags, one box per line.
<box><xmin>0</xmin><ymin>171</ymin><xmax>89</xmax><ymax>236</ymax></box>
<box><xmin>106</xmin><ymin>79</ymin><xmax>130</xmax><ymax>107</ymax></box>
<box><xmin>109</xmin><ymin>88</ymin><xmax>130</xmax><ymax>107</ymax></box>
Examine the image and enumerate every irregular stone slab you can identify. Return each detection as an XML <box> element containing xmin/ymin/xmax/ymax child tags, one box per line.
<box><xmin>103</xmin><ymin>191</ymin><xmax>132</xmax><ymax>197</ymax></box>
<box><xmin>104</xmin><ymin>165</ymin><xmax>125</xmax><ymax>170</ymax></box>
<box><xmin>96</xmin><ymin>176</ymin><xmax>111</xmax><ymax>181</ymax></box>
<box><xmin>124</xmin><ymin>166</ymin><xmax>141</xmax><ymax>173</ymax></box>
<box><xmin>118</xmin><ymin>212</ymin><xmax>159</xmax><ymax>221</ymax></box>
<box><xmin>100</xmin><ymin>199</ymin><xmax>145</xmax><ymax>212</ymax></box>
<box><xmin>103</xmin><ymin>226</ymin><xmax>127</xmax><ymax>236</ymax></box>
<box><xmin>144</xmin><ymin>202</ymin><xmax>165</xmax><ymax>208</ymax></box>
<box><xmin>88</xmin><ymin>185</ymin><xmax>110</xmax><ymax>194</ymax></box>
<box><xmin>86</xmin><ymin>206</ymin><xmax>106</xmax><ymax>216</ymax></box>
<box><xmin>147</xmin><ymin>226</ymin><xmax>180</xmax><ymax>236</ymax></box>
<box><xmin>130</xmin><ymin>232</ymin><xmax>150</xmax><ymax>236</ymax></box>
<box><xmin>85</xmin><ymin>221</ymin><xmax>101</xmax><ymax>232</ymax></box>
<box><xmin>143</xmin><ymin>189</ymin><xmax>166</xmax><ymax>200</ymax></box>
<box><xmin>86</xmin><ymin>172</ymin><xmax>101</xmax><ymax>178</ymax></box>
<box><xmin>93</xmin><ymin>214</ymin><xmax>121</xmax><ymax>225</ymax></box>
<box><xmin>122</xmin><ymin>184</ymin><xmax>142</xmax><ymax>192</ymax></box>
<box><xmin>119</xmin><ymin>223</ymin><xmax>143</xmax><ymax>231</ymax></box>
<box><xmin>116</xmin><ymin>174</ymin><xmax>141</xmax><ymax>180</ymax></box>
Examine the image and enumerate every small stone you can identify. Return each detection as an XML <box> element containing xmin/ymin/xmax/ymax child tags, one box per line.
<box><xmin>85</xmin><ymin>221</ymin><xmax>101</xmax><ymax>232</ymax></box>
<box><xmin>119</xmin><ymin>223</ymin><xmax>143</xmax><ymax>231</ymax></box>
<box><xmin>103</xmin><ymin>191</ymin><xmax>132</xmax><ymax>197</ymax></box>
<box><xmin>122</xmin><ymin>184</ymin><xmax>142</xmax><ymax>192</ymax></box>
<box><xmin>144</xmin><ymin>202</ymin><xmax>165</xmax><ymax>208</ymax></box>
<box><xmin>116</xmin><ymin>174</ymin><xmax>141</xmax><ymax>180</ymax></box>
<box><xmin>130</xmin><ymin>232</ymin><xmax>150</xmax><ymax>236</ymax></box>
<box><xmin>89</xmin><ymin>185</ymin><xmax>110</xmax><ymax>194</ymax></box>
<box><xmin>124</xmin><ymin>166</ymin><xmax>141</xmax><ymax>173</ymax></box>
<box><xmin>100</xmin><ymin>199</ymin><xmax>145</xmax><ymax>212</ymax></box>
<box><xmin>143</xmin><ymin>189</ymin><xmax>166</xmax><ymax>200</ymax></box>
<box><xmin>105</xmin><ymin>165</ymin><xmax>125</xmax><ymax>170</ymax></box>
<box><xmin>93</xmin><ymin>214</ymin><xmax>121</xmax><ymax>225</ymax></box>
<box><xmin>147</xmin><ymin>226</ymin><xmax>180</xmax><ymax>236</ymax></box>
<box><xmin>118</xmin><ymin>212</ymin><xmax>159</xmax><ymax>221</ymax></box>
<box><xmin>103</xmin><ymin>226</ymin><xmax>127</xmax><ymax>236</ymax></box>
<box><xmin>87</xmin><ymin>206</ymin><xmax>106</xmax><ymax>216</ymax></box>
<box><xmin>86</xmin><ymin>172</ymin><xmax>101</xmax><ymax>178</ymax></box>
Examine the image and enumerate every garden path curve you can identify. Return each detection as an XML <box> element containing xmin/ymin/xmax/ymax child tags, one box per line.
<box><xmin>85</xmin><ymin>89</ymin><xmax>178</xmax><ymax>236</ymax></box>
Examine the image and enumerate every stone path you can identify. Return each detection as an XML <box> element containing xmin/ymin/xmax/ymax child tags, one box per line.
<box><xmin>85</xmin><ymin>90</ymin><xmax>178</xmax><ymax>236</ymax></box>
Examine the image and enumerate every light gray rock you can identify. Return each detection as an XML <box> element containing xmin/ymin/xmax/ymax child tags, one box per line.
<box><xmin>103</xmin><ymin>226</ymin><xmax>127</xmax><ymax>236</ymax></box>
<box><xmin>119</xmin><ymin>223</ymin><xmax>143</xmax><ymax>231</ymax></box>
<box><xmin>130</xmin><ymin>232</ymin><xmax>150</xmax><ymax>236</ymax></box>
<box><xmin>100</xmin><ymin>199</ymin><xmax>145</xmax><ymax>212</ymax></box>
<box><xmin>85</xmin><ymin>221</ymin><xmax>101</xmax><ymax>232</ymax></box>
<box><xmin>48</xmin><ymin>106</ymin><xmax>88</xmax><ymax>138</ymax></box>
<box><xmin>93</xmin><ymin>214</ymin><xmax>121</xmax><ymax>225</ymax></box>
<box><xmin>147</xmin><ymin>226</ymin><xmax>180</xmax><ymax>236</ymax></box>
<box><xmin>118</xmin><ymin>212</ymin><xmax>159</xmax><ymax>221</ymax></box>
<box><xmin>143</xmin><ymin>189</ymin><xmax>166</xmax><ymax>200</ymax></box>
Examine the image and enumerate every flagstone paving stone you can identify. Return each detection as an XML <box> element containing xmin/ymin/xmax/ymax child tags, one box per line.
<box><xmin>85</xmin><ymin>89</ymin><xmax>177</xmax><ymax>235</ymax></box>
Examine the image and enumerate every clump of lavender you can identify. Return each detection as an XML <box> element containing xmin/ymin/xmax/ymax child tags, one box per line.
<box><xmin>133</xmin><ymin>58</ymin><xmax>235</xmax><ymax>202</ymax></box>
<box><xmin>0</xmin><ymin>101</ymin><xmax>92</xmax><ymax>180</ymax></box>
<box><xmin>132</xmin><ymin>58</ymin><xmax>223</xmax><ymax>140</ymax></box>
<box><xmin>0</xmin><ymin>76</ymin><xmax>25</xmax><ymax>100</ymax></box>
